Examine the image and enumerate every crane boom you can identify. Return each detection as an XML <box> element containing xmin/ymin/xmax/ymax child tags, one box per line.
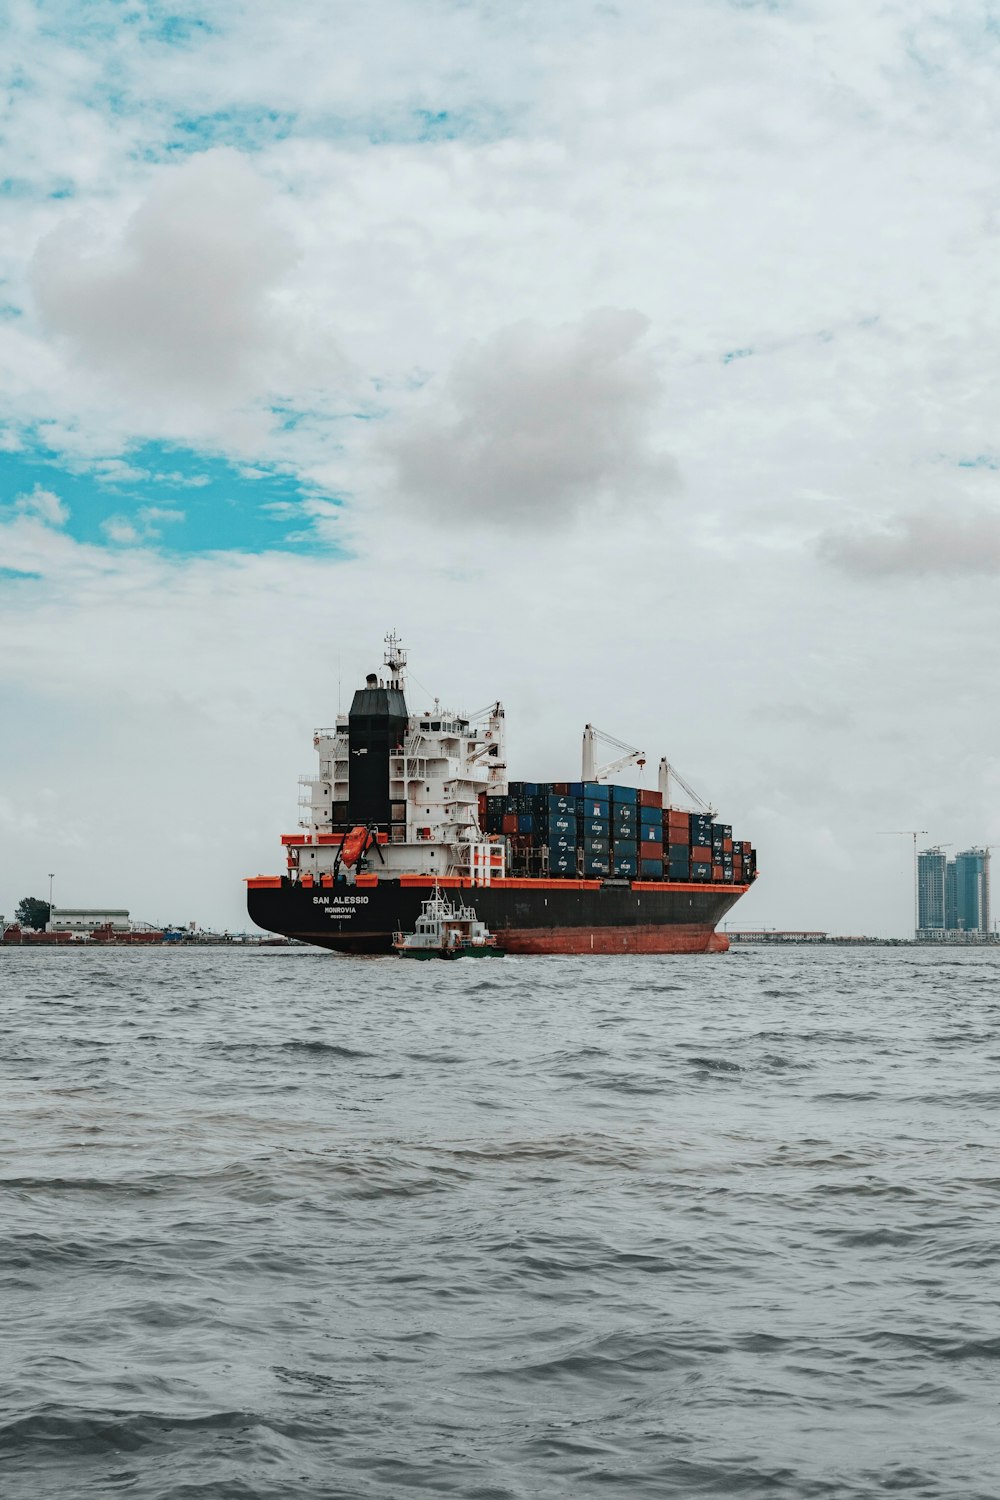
<box><xmin>581</xmin><ymin>724</ymin><xmax>646</xmax><ymax>782</ymax></box>
<box><xmin>658</xmin><ymin>757</ymin><xmax>715</xmax><ymax>815</ymax></box>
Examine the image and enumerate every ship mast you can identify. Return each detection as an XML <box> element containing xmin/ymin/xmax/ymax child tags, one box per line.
<box><xmin>384</xmin><ymin>631</ymin><xmax>407</xmax><ymax>691</ymax></box>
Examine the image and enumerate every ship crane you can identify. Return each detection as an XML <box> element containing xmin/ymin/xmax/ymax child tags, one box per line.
<box><xmin>581</xmin><ymin>724</ymin><xmax>646</xmax><ymax>783</ymax></box>
<box><xmin>658</xmin><ymin>757</ymin><xmax>716</xmax><ymax>817</ymax></box>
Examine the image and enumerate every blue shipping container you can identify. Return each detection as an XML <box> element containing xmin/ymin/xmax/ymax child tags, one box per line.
<box><xmin>612</xmin><ymin>838</ymin><xmax>638</xmax><ymax>856</ymax></box>
<box><xmin>548</xmin><ymin>834</ymin><xmax>576</xmax><ymax>855</ymax></box>
<box><xmin>547</xmin><ymin>813</ymin><xmax>576</xmax><ymax>837</ymax></box>
<box><xmin>583</xmin><ymin>854</ymin><xmax>610</xmax><ymax>876</ymax></box>
<box><xmin>584</xmin><ymin>836</ymin><xmax>609</xmax><ymax>856</ymax></box>
<box><xmin>567</xmin><ymin>782</ymin><xmax>584</xmax><ymax>796</ymax></box>
<box><xmin>640</xmin><ymin>826</ymin><xmax>663</xmax><ymax>845</ymax></box>
<box><xmin>613</xmin><ymin>805</ymin><xmax>637</xmax><ymax>828</ymax></box>
<box><xmin>610</xmin><ymin>784</ymin><xmax>638</xmax><ymax>805</ymax></box>
<box><xmin>639</xmin><ymin>805</ymin><xmax>662</xmax><ymax>828</ymax></box>
<box><xmin>582</xmin><ymin>781</ymin><xmax>607</xmax><ymax>799</ymax></box>
<box><xmin>690</xmin><ymin>861</ymin><xmax>711</xmax><ymax>881</ymax></box>
<box><xmin>584</xmin><ymin>818</ymin><xmax>609</xmax><ymax>838</ymax></box>
<box><xmin>613</xmin><ymin>856</ymin><xmax>638</xmax><ymax>877</ymax></box>
<box><xmin>546</xmin><ymin>794</ymin><xmax>576</xmax><ymax>816</ymax></box>
<box><xmin>549</xmin><ymin>852</ymin><xmax>575</xmax><ymax>876</ymax></box>
<box><xmin>581</xmin><ymin>798</ymin><xmax>610</xmax><ymax>819</ymax></box>
<box><xmin>640</xmin><ymin>859</ymin><xmax>664</xmax><ymax>878</ymax></box>
<box><xmin>517</xmin><ymin>814</ymin><xmax>535</xmax><ymax>834</ymax></box>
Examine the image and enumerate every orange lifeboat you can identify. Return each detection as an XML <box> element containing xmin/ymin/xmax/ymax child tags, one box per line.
<box><xmin>339</xmin><ymin>825</ymin><xmax>370</xmax><ymax>869</ymax></box>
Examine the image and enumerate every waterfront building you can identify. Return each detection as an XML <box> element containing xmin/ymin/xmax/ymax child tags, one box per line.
<box><xmin>47</xmin><ymin>908</ymin><xmax>130</xmax><ymax>934</ymax></box>
<box><xmin>952</xmin><ymin>850</ymin><xmax>989</xmax><ymax>933</ymax></box>
<box><xmin>917</xmin><ymin>848</ymin><xmax>948</xmax><ymax>932</ymax></box>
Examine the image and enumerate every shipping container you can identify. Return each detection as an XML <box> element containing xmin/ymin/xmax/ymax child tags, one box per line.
<box><xmin>548</xmin><ymin>833</ymin><xmax>576</xmax><ymax>855</ymax></box>
<box><xmin>717</xmin><ymin>824</ymin><xmax>732</xmax><ymax>841</ymax></box>
<box><xmin>545</xmin><ymin>793</ymin><xmax>577</xmax><ymax>816</ymax></box>
<box><xmin>584</xmin><ymin>836</ymin><xmax>609</xmax><ymax>857</ymax></box>
<box><xmin>612</xmin><ymin>805</ymin><xmax>637</xmax><ymax>828</ymax></box>
<box><xmin>581</xmin><ymin>798</ymin><xmax>610</xmax><ymax>819</ymax></box>
<box><xmin>567</xmin><ymin>782</ymin><xmax>584</xmax><ymax>797</ymax></box>
<box><xmin>640</xmin><ymin>835</ymin><xmax>664</xmax><ymax>855</ymax></box>
<box><xmin>548</xmin><ymin>851</ymin><xmax>576</xmax><ymax>877</ymax></box>
<box><xmin>712</xmin><ymin>865</ymin><xmax>724</xmax><ymax>881</ymax></box>
<box><xmin>583</xmin><ymin>781</ymin><xmax>609</xmax><ymax>799</ymax></box>
<box><xmin>582</xmin><ymin>853</ymin><xmax>610</xmax><ymax>877</ymax></box>
<box><xmin>613</xmin><ymin>854</ymin><xmax>639</xmax><ymax>877</ymax></box>
<box><xmin>639</xmin><ymin>805</ymin><xmax>662</xmax><ymax>828</ymax></box>
<box><xmin>640</xmin><ymin>858</ymin><xmax>664</xmax><ymax>878</ymax></box>
<box><xmin>584</xmin><ymin>818</ymin><xmax>609</xmax><ymax>838</ymax></box>
<box><xmin>723</xmin><ymin>838</ymin><xmax>733</xmax><ymax>854</ymax></box>
<box><xmin>552</xmin><ymin>782</ymin><xmax>568</xmax><ymax>795</ymax></box>
<box><xmin>690</xmin><ymin>861</ymin><xmax>711</xmax><ymax>881</ymax></box>
<box><xmin>691</xmin><ymin>844</ymin><xmax>712</xmax><ymax>861</ymax></box>
<box><xmin>610</xmin><ymin>784</ymin><xmax>638</xmax><ymax>805</ymax></box>
<box><xmin>502</xmin><ymin>814</ymin><xmax>519</xmax><ymax>834</ymax></box>
<box><xmin>638</xmin><ymin>789</ymin><xmax>663</xmax><ymax>809</ymax></box>
<box><xmin>611</xmin><ymin>838</ymin><xmax>638</xmax><ymax>858</ymax></box>
<box><xmin>518</xmin><ymin>814</ymin><xmax>536</xmax><ymax>835</ymax></box>
<box><xmin>546</xmin><ymin>812</ymin><xmax>576</xmax><ymax>837</ymax></box>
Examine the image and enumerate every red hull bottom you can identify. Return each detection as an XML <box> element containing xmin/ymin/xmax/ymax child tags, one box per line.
<box><xmin>499</xmin><ymin>924</ymin><xmax>730</xmax><ymax>955</ymax></box>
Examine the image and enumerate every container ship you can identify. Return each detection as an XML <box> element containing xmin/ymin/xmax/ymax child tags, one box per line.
<box><xmin>246</xmin><ymin>635</ymin><xmax>757</xmax><ymax>955</ymax></box>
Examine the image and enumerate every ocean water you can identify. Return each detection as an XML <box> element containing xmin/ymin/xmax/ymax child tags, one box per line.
<box><xmin>2</xmin><ymin>945</ymin><xmax>999</xmax><ymax>1499</ymax></box>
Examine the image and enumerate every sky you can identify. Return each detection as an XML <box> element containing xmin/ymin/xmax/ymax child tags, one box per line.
<box><xmin>2</xmin><ymin>0</ymin><xmax>999</xmax><ymax>936</ymax></box>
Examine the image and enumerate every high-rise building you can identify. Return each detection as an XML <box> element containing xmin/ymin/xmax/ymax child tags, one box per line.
<box><xmin>952</xmin><ymin>849</ymin><xmax>990</xmax><ymax>933</ymax></box>
<box><xmin>917</xmin><ymin>848</ymin><xmax>947</xmax><ymax>931</ymax></box>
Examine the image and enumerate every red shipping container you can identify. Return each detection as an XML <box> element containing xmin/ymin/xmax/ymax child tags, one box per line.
<box><xmin>733</xmin><ymin>858</ymin><xmax>743</xmax><ymax>879</ymax></box>
<box><xmin>712</xmin><ymin>865</ymin><xmax>724</xmax><ymax>881</ymax></box>
<box><xmin>642</xmin><ymin>841</ymin><xmax>664</xmax><ymax>858</ymax></box>
<box><xmin>667</xmin><ymin>812</ymin><xmax>690</xmax><ymax>833</ymax></box>
<box><xmin>741</xmin><ymin>840</ymin><xmax>751</xmax><ymax>856</ymax></box>
<box><xmin>552</xmin><ymin>782</ymin><xmax>568</xmax><ymax>794</ymax></box>
<box><xmin>502</xmin><ymin>814</ymin><xmax>519</xmax><ymax>834</ymax></box>
<box><xmin>638</xmin><ymin>789</ymin><xmax>662</xmax><ymax>808</ymax></box>
<box><xmin>723</xmin><ymin>838</ymin><xmax>733</xmax><ymax>854</ymax></box>
<box><xmin>691</xmin><ymin>844</ymin><xmax>712</xmax><ymax>861</ymax></box>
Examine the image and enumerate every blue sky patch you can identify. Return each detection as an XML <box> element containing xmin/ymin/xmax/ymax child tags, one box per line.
<box><xmin>0</xmin><ymin>439</ymin><xmax>343</xmax><ymax>555</ymax></box>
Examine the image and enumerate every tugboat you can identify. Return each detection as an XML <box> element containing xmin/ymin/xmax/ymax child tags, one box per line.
<box><xmin>393</xmin><ymin>885</ymin><xmax>502</xmax><ymax>959</ymax></box>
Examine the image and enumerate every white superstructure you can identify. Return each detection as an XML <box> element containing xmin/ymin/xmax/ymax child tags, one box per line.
<box><xmin>286</xmin><ymin>636</ymin><xmax>508</xmax><ymax>885</ymax></box>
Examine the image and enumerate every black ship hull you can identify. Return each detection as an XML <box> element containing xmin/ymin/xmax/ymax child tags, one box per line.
<box><xmin>247</xmin><ymin>877</ymin><xmax>748</xmax><ymax>955</ymax></box>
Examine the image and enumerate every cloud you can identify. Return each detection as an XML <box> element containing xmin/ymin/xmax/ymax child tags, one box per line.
<box><xmin>821</xmin><ymin>505</ymin><xmax>1000</xmax><ymax>577</ymax></box>
<box><xmin>12</xmin><ymin>486</ymin><xmax>69</xmax><ymax>527</ymax></box>
<box><xmin>31</xmin><ymin>150</ymin><xmax>297</xmax><ymax>401</ymax></box>
<box><xmin>380</xmin><ymin>309</ymin><xmax>677</xmax><ymax>525</ymax></box>
<box><xmin>101</xmin><ymin>506</ymin><xmax>185</xmax><ymax>546</ymax></box>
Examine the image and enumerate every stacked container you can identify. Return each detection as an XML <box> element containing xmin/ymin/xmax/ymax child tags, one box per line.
<box><xmin>479</xmin><ymin>782</ymin><xmax>756</xmax><ymax>886</ymax></box>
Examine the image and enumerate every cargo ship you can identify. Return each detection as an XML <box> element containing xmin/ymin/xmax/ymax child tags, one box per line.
<box><xmin>246</xmin><ymin>635</ymin><xmax>756</xmax><ymax>955</ymax></box>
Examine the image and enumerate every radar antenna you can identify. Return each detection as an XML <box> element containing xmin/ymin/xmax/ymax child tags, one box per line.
<box><xmin>384</xmin><ymin>631</ymin><xmax>407</xmax><ymax>690</ymax></box>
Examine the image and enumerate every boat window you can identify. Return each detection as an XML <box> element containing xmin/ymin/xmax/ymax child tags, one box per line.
<box><xmin>431</xmin><ymin>721</ymin><xmax>441</xmax><ymax>731</ymax></box>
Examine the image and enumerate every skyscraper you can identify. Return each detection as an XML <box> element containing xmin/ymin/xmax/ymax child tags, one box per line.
<box><xmin>917</xmin><ymin>848</ymin><xmax>947</xmax><ymax>932</ymax></box>
<box><xmin>952</xmin><ymin>849</ymin><xmax>990</xmax><ymax>933</ymax></box>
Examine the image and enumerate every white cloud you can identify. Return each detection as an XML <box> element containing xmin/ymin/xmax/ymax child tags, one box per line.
<box><xmin>101</xmin><ymin>505</ymin><xmax>185</xmax><ymax>545</ymax></box>
<box><xmin>12</xmin><ymin>486</ymin><xmax>69</xmax><ymax>527</ymax></box>
<box><xmin>381</xmin><ymin>309</ymin><xmax>677</xmax><ymax>525</ymax></box>
<box><xmin>822</xmin><ymin>504</ymin><xmax>1000</xmax><ymax>577</ymax></box>
<box><xmin>31</xmin><ymin>150</ymin><xmax>297</xmax><ymax>401</ymax></box>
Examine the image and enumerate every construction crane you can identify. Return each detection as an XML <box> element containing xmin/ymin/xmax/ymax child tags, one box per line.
<box><xmin>878</xmin><ymin>830</ymin><xmax>928</xmax><ymax>937</ymax></box>
<box><xmin>658</xmin><ymin>757</ymin><xmax>716</xmax><ymax>816</ymax></box>
<box><xmin>581</xmin><ymin>724</ymin><xmax>646</xmax><ymax>783</ymax></box>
